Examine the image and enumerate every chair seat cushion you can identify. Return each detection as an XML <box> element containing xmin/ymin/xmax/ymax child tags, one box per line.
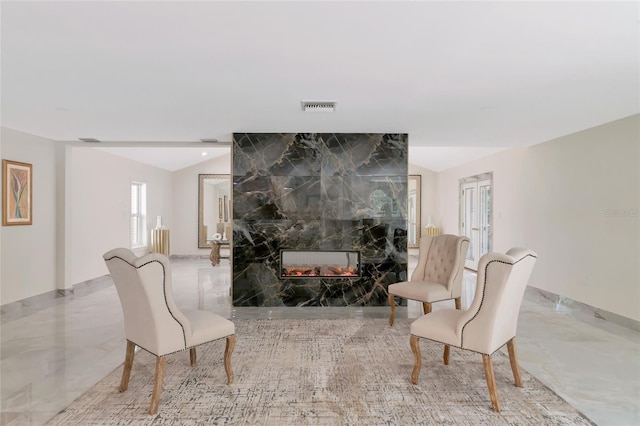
<box><xmin>410</xmin><ymin>310</ymin><xmax>465</xmax><ymax>347</ymax></box>
<box><xmin>388</xmin><ymin>280</ymin><xmax>450</xmax><ymax>303</ymax></box>
<box><xmin>182</xmin><ymin>310</ymin><xmax>235</xmax><ymax>347</ymax></box>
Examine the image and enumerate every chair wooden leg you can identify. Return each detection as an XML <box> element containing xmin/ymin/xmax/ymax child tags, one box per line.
<box><xmin>482</xmin><ymin>354</ymin><xmax>501</xmax><ymax>412</ymax></box>
<box><xmin>507</xmin><ymin>338</ymin><xmax>523</xmax><ymax>387</ymax></box>
<box><xmin>224</xmin><ymin>335</ymin><xmax>236</xmax><ymax>385</ymax></box>
<box><xmin>441</xmin><ymin>299</ymin><xmax>461</xmax><ymax>365</ymax></box>
<box><xmin>190</xmin><ymin>347</ymin><xmax>197</xmax><ymax>367</ymax></box>
<box><xmin>149</xmin><ymin>356</ymin><xmax>166</xmax><ymax>415</ymax></box>
<box><xmin>422</xmin><ymin>302</ymin><xmax>432</xmax><ymax>314</ymax></box>
<box><xmin>410</xmin><ymin>335</ymin><xmax>422</xmax><ymax>385</ymax></box>
<box><xmin>388</xmin><ymin>293</ymin><xmax>396</xmax><ymax>326</ymax></box>
<box><xmin>120</xmin><ymin>340</ymin><xmax>136</xmax><ymax>392</ymax></box>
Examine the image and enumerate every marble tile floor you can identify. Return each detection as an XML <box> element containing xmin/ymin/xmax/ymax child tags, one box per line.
<box><xmin>1</xmin><ymin>257</ymin><xmax>639</xmax><ymax>425</ymax></box>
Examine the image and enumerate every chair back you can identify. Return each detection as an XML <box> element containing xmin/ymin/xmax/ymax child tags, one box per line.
<box><xmin>411</xmin><ymin>234</ymin><xmax>469</xmax><ymax>297</ymax></box>
<box><xmin>458</xmin><ymin>248</ymin><xmax>538</xmax><ymax>354</ymax></box>
<box><xmin>103</xmin><ymin>248</ymin><xmax>190</xmax><ymax>356</ymax></box>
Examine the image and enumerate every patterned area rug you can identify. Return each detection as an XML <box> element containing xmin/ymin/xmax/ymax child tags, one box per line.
<box><xmin>47</xmin><ymin>319</ymin><xmax>594</xmax><ymax>425</ymax></box>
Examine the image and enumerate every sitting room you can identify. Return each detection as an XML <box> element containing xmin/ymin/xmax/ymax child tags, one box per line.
<box><xmin>1</xmin><ymin>2</ymin><xmax>638</xmax><ymax>425</ymax></box>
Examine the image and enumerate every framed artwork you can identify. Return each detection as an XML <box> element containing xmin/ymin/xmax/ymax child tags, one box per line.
<box><xmin>2</xmin><ymin>159</ymin><xmax>33</xmax><ymax>226</ymax></box>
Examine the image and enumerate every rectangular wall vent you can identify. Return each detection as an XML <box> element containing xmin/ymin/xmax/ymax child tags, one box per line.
<box><xmin>301</xmin><ymin>101</ymin><xmax>337</xmax><ymax>112</ymax></box>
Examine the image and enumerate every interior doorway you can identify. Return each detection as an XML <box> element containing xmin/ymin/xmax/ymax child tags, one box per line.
<box><xmin>459</xmin><ymin>173</ymin><xmax>492</xmax><ymax>270</ymax></box>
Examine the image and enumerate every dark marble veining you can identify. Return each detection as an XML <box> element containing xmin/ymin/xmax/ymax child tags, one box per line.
<box><xmin>232</xmin><ymin>133</ymin><xmax>408</xmax><ymax>307</ymax></box>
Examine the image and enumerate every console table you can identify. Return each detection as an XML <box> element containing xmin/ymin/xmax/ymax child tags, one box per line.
<box><xmin>209</xmin><ymin>240</ymin><xmax>230</xmax><ymax>266</ymax></box>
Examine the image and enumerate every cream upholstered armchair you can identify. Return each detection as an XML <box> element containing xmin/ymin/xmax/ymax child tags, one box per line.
<box><xmin>388</xmin><ymin>234</ymin><xmax>469</xmax><ymax>326</ymax></box>
<box><xmin>409</xmin><ymin>248</ymin><xmax>538</xmax><ymax>412</ymax></box>
<box><xmin>103</xmin><ymin>248</ymin><xmax>236</xmax><ymax>415</ymax></box>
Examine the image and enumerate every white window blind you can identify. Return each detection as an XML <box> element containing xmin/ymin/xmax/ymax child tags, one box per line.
<box><xmin>131</xmin><ymin>182</ymin><xmax>147</xmax><ymax>247</ymax></box>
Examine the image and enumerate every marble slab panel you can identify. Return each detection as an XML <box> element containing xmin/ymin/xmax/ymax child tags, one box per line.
<box><xmin>232</xmin><ymin>133</ymin><xmax>408</xmax><ymax>307</ymax></box>
<box><xmin>233</xmin><ymin>133</ymin><xmax>321</xmax><ymax>177</ymax></box>
<box><xmin>318</xmin><ymin>133</ymin><xmax>408</xmax><ymax>176</ymax></box>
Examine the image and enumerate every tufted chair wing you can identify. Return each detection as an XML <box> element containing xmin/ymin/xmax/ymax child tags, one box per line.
<box><xmin>409</xmin><ymin>235</ymin><xmax>433</xmax><ymax>281</ymax></box>
<box><xmin>408</xmin><ymin>247</ymin><xmax>538</xmax><ymax>412</ymax></box>
<box><xmin>388</xmin><ymin>234</ymin><xmax>469</xmax><ymax>326</ymax></box>
<box><xmin>103</xmin><ymin>248</ymin><xmax>236</xmax><ymax>415</ymax></box>
<box><xmin>104</xmin><ymin>248</ymin><xmax>190</xmax><ymax>356</ymax></box>
<box><xmin>456</xmin><ymin>248</ymin><xmax>538</xmax><ymax>354</ymax></box>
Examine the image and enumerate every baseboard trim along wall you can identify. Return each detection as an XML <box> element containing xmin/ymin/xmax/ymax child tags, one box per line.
<box><xmin>526</xmin><ymin>287</ymin><xmax>640</xmax><ymax>332</ymax></box>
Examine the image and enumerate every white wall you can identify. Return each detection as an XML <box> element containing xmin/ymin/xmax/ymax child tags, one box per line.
<box><xmin>0</xmin><ymin>127</ymin><xmax>58</xmax><ymax>304</ymax></box>
<box><xmin>171</xmin><ymin>154</ymin><xmax>231</xmax><ymax>255</ymax></box>
<box><xmin>436</xmin><ymin>115</ymin><xmax>640</xmax><ymax>321</ymax></box>
<box><xmin>68</xmin><ymin>147</ymin><xmax>173</xmax><ymax>286</ymax></box>
<box><xmin>1</xmin><ymin>132</ymin><xmax>218</xmax><ymax>304</ymax></box>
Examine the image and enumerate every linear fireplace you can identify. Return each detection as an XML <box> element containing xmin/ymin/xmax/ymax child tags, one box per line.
<box><xmin>280</xmin><ymin>250</ymin><xmax>360</xmax><ymax>278</ymax></box>
<box><xmin>233</xmin><ymin>132</ymin><xmax>408</xmax><ymax>306</ymax></box>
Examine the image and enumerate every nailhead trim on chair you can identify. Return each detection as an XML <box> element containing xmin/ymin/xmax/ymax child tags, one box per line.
<box><xmin>412</xmin><ymin>252</ymin><xmax>538</xmax><ymax>356</ymax></box>
<box><xmin>104</xmin><ymin>255</ymin><xmax>188</xmax><ymax>351</ymax></box>
<box><xmin>412</xmin><ymin>335</ymin><xmax>509</xmax><ymax>357</ymax></box>
<box><xmin>459</xmin><ymin>254</ymin><xmax>538</xmax><ymax>348</ymax></box>
<box><xmin>130</xmin><ymin>336</ymin><xmax>233</xmax><ymax>358</ymax></box>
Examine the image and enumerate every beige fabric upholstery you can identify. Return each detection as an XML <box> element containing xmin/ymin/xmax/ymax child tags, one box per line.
<box><xmin>388</xmin><ymin>235</ymin><xmax>469</xmax><ymax>325</ymax></box>
<box><xmin>104</xmin><ymin>248</ymin><xmax>234</xmax><ymax>355</ymax></box>
<box><xmin>408</xmin><ymin>248</ymin><xmax>538</xmax><ymax>412</ymax></box>
<box><xmin>103</xmin><ymin>248</ymin><xmax>235</xmax><ymax>414</ymax></box>
<box><xmin>410</xmin><ymin>248</ymin><xmax>537</xmax><ymax>354</ymax></box>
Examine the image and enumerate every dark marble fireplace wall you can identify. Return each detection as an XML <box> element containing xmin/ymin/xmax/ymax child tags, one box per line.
<box><xmin>232</xmin><ymin>133</ymin><xmax>408</xmax><ymax>307</ymax></box>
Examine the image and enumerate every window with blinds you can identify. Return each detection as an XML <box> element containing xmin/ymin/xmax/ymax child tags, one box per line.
<box><xmin>131</xmin><ymin>182</ymin><xmax>147</xmax><ymax>248</ymax></box>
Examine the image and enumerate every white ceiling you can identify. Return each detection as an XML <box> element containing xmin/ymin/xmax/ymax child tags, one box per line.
<box><xmin>1</xmin><ymin>1</ymin><xmax>638</xmax><ymax>172</ymax></box>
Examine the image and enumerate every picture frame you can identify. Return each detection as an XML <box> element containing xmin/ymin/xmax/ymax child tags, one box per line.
<box><xmin>2</xmin><ymin>159</ymin><xmax>33</xmax><ymax>226</ymax></box>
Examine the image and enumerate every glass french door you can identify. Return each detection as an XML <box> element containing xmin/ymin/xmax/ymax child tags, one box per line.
<box><xmin>459</xmin><ymin>174</ymin><xmax>492</xmax><ymax>270</ymax></box>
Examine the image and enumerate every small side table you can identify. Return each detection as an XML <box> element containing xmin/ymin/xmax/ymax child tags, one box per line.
<box><xmin>210</xmin><ymin>240</ymin><xmax>230</xmax><ymax>266</ymax></box>
<box><xmin>151</xmin><ymin>228</ymin><xmax>170</xmax><ymax>256</ymax></box>
<box><xmin>424</xmin><ymin>225</ymin><xmax>441</xmax><ymax>237</ymax></box>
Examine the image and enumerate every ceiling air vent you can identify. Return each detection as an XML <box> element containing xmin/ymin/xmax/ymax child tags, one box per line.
<box><xmin>301</xmin><ymin>101</ymin><xmax>337</xmax><ymax>112</ymax></box>
<box><xmin>78</xmin><ymin>138</ymin><xmax>101</xmax><ymax>143</ymax></box>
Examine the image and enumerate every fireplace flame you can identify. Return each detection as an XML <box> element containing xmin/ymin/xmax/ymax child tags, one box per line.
<box><xmin>282</xmin><ymin>266</ymin><xmax>359</xmax><ymax>278</ymax></box>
